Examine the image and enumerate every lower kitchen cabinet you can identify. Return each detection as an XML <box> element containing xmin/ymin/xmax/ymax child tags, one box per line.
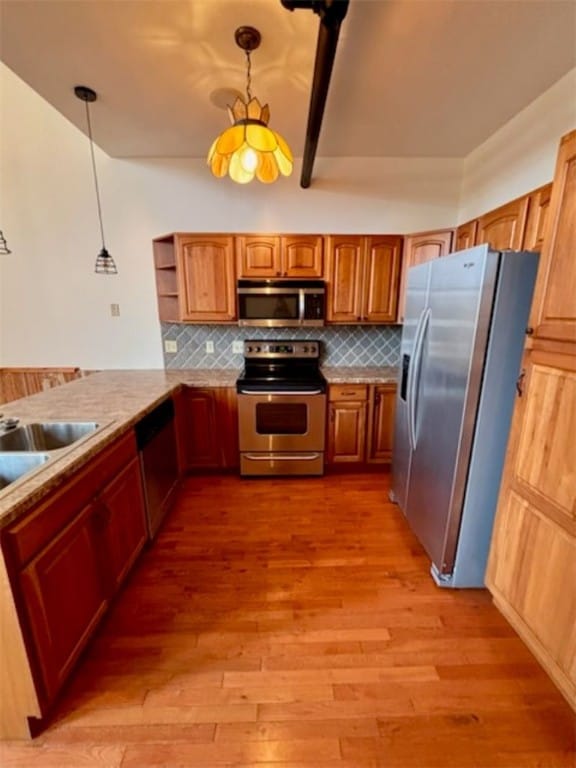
<box><xmin>1</xmin><ymin>432</ymin><xmax>147</xmax><ymax>713</ymax></box>
<box><xmin>327</xmin><ymin>383</ymin><xmax>396</xmax><ymax>466</ymax></box>
<box><xmin>95</xmin><ymin>457</ymin><xmax>147</xmax><ymax>595</ymax></box>
<box><xmin>17</xmin><ymin>501</ymin><xmax>107</xmax><ymax>702</ymax></box>
<box><xmin>366</xmin><ymin>384</ymin><xmax>396</xmax><ymax>463</ymax></box>
<box><xmin>328</xmin><ymin>385</ymin><xmax>368</xmax><ymax>463</ymax></box>
<box><xmin>177</xmin><ymin>386</ymin><xmax>239</xmax><ymax>470</ymax></box>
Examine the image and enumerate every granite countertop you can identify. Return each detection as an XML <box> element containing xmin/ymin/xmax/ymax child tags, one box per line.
<box><xmin>322</xmin><ymin>366</ymin><xmax>398</xmax><ymax>384</ymax></box>
<box><xmin>0</xmin><ymin>369</ymin><xmax>238</xmax><ymax>526</ymax></box>
<box><xmin>0</xmin><ymin>366</ymin><xmax>396</xmax><ymax>526</ymax></box>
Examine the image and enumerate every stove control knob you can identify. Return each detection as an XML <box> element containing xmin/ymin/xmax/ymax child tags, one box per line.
<box><xmin>255</xmin><ymin>346</ymin><xmax>261</xmax><ymax>353</ymax></box>
<box><xmin>302</xmin><ymin>346</ymin><xmax>308</xmax><ymax>353</ymax></box>
<box><xmin>246</xmin><ymin>345</ymin><xmax>252</xmax><ymax>353</ymax></box>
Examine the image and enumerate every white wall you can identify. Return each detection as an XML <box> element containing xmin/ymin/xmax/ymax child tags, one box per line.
<box><xmin>0</xmin><ymin>63</ymin><xmax>464</xmax><ymax>369</ymax></box>
<box><xmin>458</xmin><ymin>68</ymin><xmax>576</xmax><ymax>222</ymax></box>
<box><xmin>1</xmin><ymin>62</ymin><xmax>575</xmax><ymax>370</ymax></box>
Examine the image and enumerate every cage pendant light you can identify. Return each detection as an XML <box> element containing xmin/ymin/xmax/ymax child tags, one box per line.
<box><xmin>74</xmin><ymin>85</ymin><xmax>117</xmax><ymax>274</ymax></box>
<box><xmin>0</xmin><ymin>231</ymin><xmax>11</xmax><ymax>255</ymax></box>
<box><xmin>207</xmin><ymin>26</ymin><xmax>293</xmax><ymax>184</ymax></box>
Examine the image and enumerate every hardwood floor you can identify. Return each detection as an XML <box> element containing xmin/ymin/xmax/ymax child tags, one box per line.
<box><xmin>1</xmin><ymin>473</ymin><xmax>574</xmax><ymax>767</ymax></box>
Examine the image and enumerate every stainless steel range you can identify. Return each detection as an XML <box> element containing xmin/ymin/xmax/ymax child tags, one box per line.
<box><xmin>236</xmin><ymin>340</ymin><xmax>327</xmax><ymax>476</ymax></box>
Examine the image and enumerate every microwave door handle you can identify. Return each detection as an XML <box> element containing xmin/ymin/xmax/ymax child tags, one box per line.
<box><xmin>299</xmin><ymin>290</ymin><xmax>305</xmax><ymax>325</ymax></box>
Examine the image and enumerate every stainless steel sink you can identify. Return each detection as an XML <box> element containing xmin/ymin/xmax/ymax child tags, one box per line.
<box><xmin>0</xmin><ymin>453</ymin><xmax>50</xmax><ymax>491</ymax></box>
<box><xmin>0</xmin><ymin>422</ymin><xmax>100</xmax><ymax>452</ymax></box>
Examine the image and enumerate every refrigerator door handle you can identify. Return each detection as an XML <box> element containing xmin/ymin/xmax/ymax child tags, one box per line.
<box><xmin>406</xmin><ymin>308</ymin><xmax>427</xmax><ymax>451</ymax></box>
<box><xmin>409</xmin><ymin>307</ymin><xmax>431</xmax><ymax>450</ymax></box>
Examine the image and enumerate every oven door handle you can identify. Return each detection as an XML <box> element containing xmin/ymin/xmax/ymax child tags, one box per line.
<box><xmin>243</xmin><ymin>453</ymin><xmax>321</xmax><ymax>461</ymax></box>
<box><xmin>238</xmin><ymin>389</ymin><xmax>324</xmax><ymax>396</ymax></box>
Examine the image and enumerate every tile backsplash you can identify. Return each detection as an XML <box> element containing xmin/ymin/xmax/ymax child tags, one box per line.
<box><xmin>161</xmin><ymin>324</ymin><xmax>402</xmax><ymax>369</ymax></box>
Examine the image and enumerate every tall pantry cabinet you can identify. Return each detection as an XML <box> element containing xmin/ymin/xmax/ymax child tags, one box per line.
<box><xmin>486</xmin><ymin>129</ymin><xmax>576</xmax><ymax>710</ymax></box>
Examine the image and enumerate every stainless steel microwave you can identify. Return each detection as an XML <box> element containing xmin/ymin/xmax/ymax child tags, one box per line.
<box><xmin>237</xmin><ymin>279</ymin><xmax>325</xmax><ymax>327</ymax></box>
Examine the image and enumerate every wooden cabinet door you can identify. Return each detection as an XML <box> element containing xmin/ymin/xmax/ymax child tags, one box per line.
<box><xmin>213</xmin><ymin>387</ymin><xmax>239</xmax><ymax>469</ymax></box>
<box><xmin>366</xmin><ymin>385</ymin><xmax>396</xmax><ymax>463</ymax></box>
<box><xmin>326</xmin><ymin>236</ymin><xmax>364</xmax><ymax>323</ymax></box>
<box><xmin>454</xmin><ymin>220</ymin><xmax>478</xmax><ymax>252</ymax></box>
<box><xmin>18</xmin><ymin>502</ymin><xmax>107</xmax><ymax>701</ymax></box>
<box><xmin>327</xmin><ymin>401</ymin><xmax>367</xmax><ymax>463</ymax></box>
<box><xmin>363</xmin><ymin>236</ymin><xmax>403</xmax><ymax>323</ymax></box>
<box><xmin>177</xmin><ymin>235</ymin><xmax>236</xmax><ymax>321</ymax></box>
<box><xmin>177</xmin><ymin>387</ymin><xmax>239</xmax><ymax>470</ymax></box>
<box><xmin>398</xmin><ymin>230</ymin><xmax>453</xmax><ymax>322</ymax></box>
<box><xmin>529</xmin><ymin>130</ymin><xmax>576</xmax><ymax>345</ymax></box>
<box><xmin>97</xmin><ymin>458</ymin><xmax>147</xmax><ymax>595</ymax></box>
<box><xmin>523</xmin><ymin>183</ymin><xmax>553</xmax><ymax>252</ymax></box>
<box><xmin>476</xmin><ymin>197</ymin><xmax>530</xmax><ymax>251</ymax></box>
<box><xmin>236</xmin><ymin>235</ymin><xmax>281</xmax><ymax>278</ymax></box>
<box><xmin>281</xmin><ymin>235</ymin><xmax>324</xmax><ymax>278</ymax></box>
<box><xmin>178</xmin><ymin>389</ymin><xmax>220</xmax><ymax>468</ymax></box>
<box><xmin>486</xmin><ymin>349</ymin><xmax>576</xmax><ymax>708</ymax></box>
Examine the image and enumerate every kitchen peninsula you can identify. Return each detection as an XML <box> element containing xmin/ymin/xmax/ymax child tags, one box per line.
<box><xmin>0</xmin><ymin>365</ymin><xmax>396</xmax><ymax>739</ymax></box>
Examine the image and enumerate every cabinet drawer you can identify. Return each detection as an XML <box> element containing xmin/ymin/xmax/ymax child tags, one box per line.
<box><xmin>329</xmin><ymin>384</ymin><xmax>368</xmax><ymax>401</ymax></box>
<box><xmin>3</xmin><ymin>431</ymin><xmax>137</xmax><ymax>569</ymax></box>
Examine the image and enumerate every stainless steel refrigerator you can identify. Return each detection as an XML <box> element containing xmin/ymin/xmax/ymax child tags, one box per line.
<box><xmin>390</xmin><ymin>244</ymin><xmax>538</xmax><ymax>587</ymax></box>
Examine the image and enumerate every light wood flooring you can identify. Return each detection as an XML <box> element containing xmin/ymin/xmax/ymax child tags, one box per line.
<box><xmin>1</xmin><ymin>473</ymin><xmax>574</xmax><ymax>767</ymax></box>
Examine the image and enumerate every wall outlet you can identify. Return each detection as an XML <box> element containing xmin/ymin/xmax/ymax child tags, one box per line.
<box><xmin>205</xmin><ymin>340</ymin><xmax>214</xmax><ymax>354</ymax></box>
<box><xmin>232</xmin><ymin>340</ymin><xmax>244</xmax><ymax>354</ymax></box>
<box><xmin>164</xmin><ymin>340</ymin><xmax>177</xmax><ymax>353</ymax></box>
<box><xmin>110</xmin><ymin>303</ymin><xmax>120</xmax><ymax>317</ymax></box>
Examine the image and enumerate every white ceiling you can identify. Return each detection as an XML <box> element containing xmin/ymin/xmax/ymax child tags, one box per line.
<box><xmin>1</xmin><ymin>0</ymin><xmax>575</xmax><ymax>160</ymax></box>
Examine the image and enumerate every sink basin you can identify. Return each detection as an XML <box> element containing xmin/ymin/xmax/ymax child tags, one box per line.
<box><xmin>0</xmin><ymin>422</ymin><xmax>100</xmax><ymax>452</ymax></box>
<box><xmin>0</xmin><ymin>453</ymin><xmax>50</xmax><ymax>491</ymax></box>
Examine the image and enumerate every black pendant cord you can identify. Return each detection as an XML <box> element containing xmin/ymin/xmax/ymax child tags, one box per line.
<box><xmin>83</xmin><ymin>99</ymin><xmax>107</xmax><ymax>251</ymax></box>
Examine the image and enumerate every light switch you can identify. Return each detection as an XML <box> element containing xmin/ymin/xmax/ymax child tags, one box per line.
<box><xmin>164</xmin><ymin>340</ymin><xmax>177</xmax><ymax>353</ymax></box>
<box><xmin>110</xmin><ymin>303</ymin><xmax>120</xmax><ymax>317</ymax></box>
<box><xmin>205</xmin><ymin>340</ymin><xmax>215</xmax><ymax>353</ymax></box>
<box><xmin>232</xmin><ymin>341</ymin><xmax>243</xmax><ymax>354</ymax></box>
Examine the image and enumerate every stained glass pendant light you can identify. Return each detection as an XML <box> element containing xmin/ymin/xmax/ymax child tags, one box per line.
<box><xmin>207</xmin><ymin>26</ymin><xmax>293</xmax><ymax>184</ymax></box>
<box><xmin>74</xmin><ymin>85</ymin><xmax>118</xmax><ymax>274</ymax></box>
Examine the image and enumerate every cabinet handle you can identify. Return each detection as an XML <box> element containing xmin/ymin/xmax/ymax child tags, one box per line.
<box><xmin>375</xmin><ymin>392</ymin><xmax>380</xmax><ymax>405</ymax></box>
<box><xmin>525</xmin><ymin>326</ymin><xmax>534</xmax><ymax>335</ymax></box>
<box><xmin>516</xmin><ymin>369</ymin><xmax>526</xmax><ymax>397</ymax></box>
<box><xmin>330</xmin><ymin>408</ymin><xmax>335</xmax><ymax>422</ymax></box>
<box><xmin>276</xmin><ymin>271</ymin><xmax>281</xmax><ymax>276</ymax></box>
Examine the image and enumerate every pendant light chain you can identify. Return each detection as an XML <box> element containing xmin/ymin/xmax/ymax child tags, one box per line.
<box><xmin>206</xmin><ymin>26</ymin><xmax>293</xmax><ymax>184</ymax></box>
<box><xmin>83</xmin><ymin>99</ymin><xmax>107</xmax><ymax>250</ymax></box>
<box><xmin>245</xmin><ymin>49</ymin><xmax>252</xmax><ymax>102</ymax></box>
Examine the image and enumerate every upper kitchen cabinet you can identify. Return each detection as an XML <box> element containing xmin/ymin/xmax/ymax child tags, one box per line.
<box><xmin>522</xmin><ymin>183</ymin><xmax>553</xmax><ymax>253</ymax></box>
<box><xmin>153</xmin><ymin>234</ymin><xmax>236</xmax><ymax>323</ymax></box>
<box><xmin>326</xmin><ymin>235</ymin><xmax>402</xmax><ymax>324</ymax></box>
<box><xmin>397</xmin><ymin>229</ymin><xmax>454</xmax><ymax>323</ymax></box>
<box><xmin>528</xmin><ymin>130</ymin><xmax>576</xmax><ymax>345</ymax></box>
<box><xmin>454</xmin><ymin>219</ymin><xmax>478</xmax><ymax>252</ymax></box>
<box><xmin>476</xmin><ymin>196</ymin><xmax>530</xmax><ymax>251</ymax></box>
<box><xmin>236</xmin><ymin>235</ymin><xmax>324</xmax><ymax>278</ymax></box>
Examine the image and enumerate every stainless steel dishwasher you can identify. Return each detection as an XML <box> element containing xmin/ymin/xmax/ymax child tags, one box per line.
<box><xmin>135</xmin><ymin>397</ymin><xmax>180</xmax><ymax>539</ymax></box>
